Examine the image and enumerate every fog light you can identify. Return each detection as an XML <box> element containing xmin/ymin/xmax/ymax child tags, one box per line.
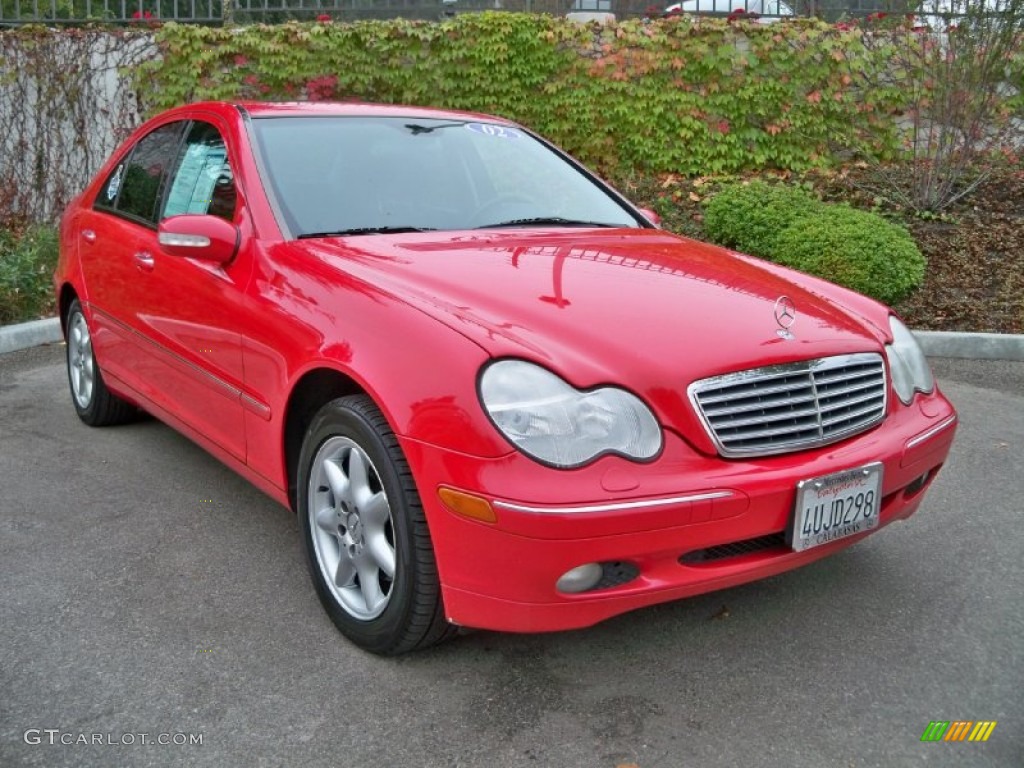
<box><xmin>904</xmin><ymin>471</ymin><xmax>931</xmax><ymax>499</ymax></box>
<box><xmin>556</xmin><ymin>563</ymin><xmax>603</xmax><ymax>594</ymax></box>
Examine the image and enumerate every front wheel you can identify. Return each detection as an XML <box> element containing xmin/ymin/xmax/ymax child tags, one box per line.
<box><xmin>297</xmin><ymin>395</ymin><xmax>456</xmax><ymax>654</ymax></box>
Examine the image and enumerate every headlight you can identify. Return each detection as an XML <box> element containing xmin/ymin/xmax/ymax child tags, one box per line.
<box><xmin>885</xmin><ymin>316</ymin><xmax>934</xmax><ymax>405</ymax></box>
<box><xmin>479</xmin><ymin>360</ymin><xmax>662</xmax><ymax>468</ymax></box>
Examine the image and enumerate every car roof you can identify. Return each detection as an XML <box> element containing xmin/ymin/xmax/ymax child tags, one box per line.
<box><xmin>232</xmin><ymin>101</ymin><xmax>515</xmax><ymax>124</ymax></box>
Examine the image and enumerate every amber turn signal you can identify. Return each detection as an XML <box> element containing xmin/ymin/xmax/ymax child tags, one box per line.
<box><xmin>438</xmin><ymin>487</ymin><xmax>497</xmax><ymax>524</ymax></box>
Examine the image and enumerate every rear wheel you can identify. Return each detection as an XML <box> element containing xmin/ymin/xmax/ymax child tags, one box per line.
<box><xmin>297</xmin><ymin>395</ymin><xmax>457</xmax><ymax>654</ymax></box>
<box><xmin>65</xmin><ymin>299</ymin><xmax>135</xmax><ymax>426</ymax></box>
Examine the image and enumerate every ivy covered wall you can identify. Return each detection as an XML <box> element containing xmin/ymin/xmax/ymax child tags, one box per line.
<box><xmin>1</xmin><ymin>15</ymin><xmax>903</xmax><ymax>224</ymax></box>
<box><xmin>0</xmin><ymin>29</ymin><xmax>155</xmax><ymax>223</ymax></box>
<box><xmin>144</xmin><ymin>15</ymin><xmax>902</xmax><ymax>173</ymax></box>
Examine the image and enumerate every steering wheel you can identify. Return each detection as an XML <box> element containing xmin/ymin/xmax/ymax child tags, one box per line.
<box><xmin>470</xmin><ymin>195</ymin><xmax>536</xmax><ymax>228</ymax></box>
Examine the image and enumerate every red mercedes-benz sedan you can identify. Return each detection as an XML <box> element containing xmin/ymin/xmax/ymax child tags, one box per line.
<box><xmin>54</xmin><ymin>101</ymin><xmax>957</xmax><ymax>654</ymax></box>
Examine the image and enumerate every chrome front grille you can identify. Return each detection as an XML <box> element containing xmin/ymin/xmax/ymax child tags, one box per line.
<box><xmin>688</xmin><ymin>353</ymin><xmax>887</xmax><ymax>458</ymax></box>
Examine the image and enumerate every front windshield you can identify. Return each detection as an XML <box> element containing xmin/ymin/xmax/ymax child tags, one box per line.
<box><xmin>250</xmin><ymin>116</ymin><xmax>642</xmax><ymax>237</ymax></box>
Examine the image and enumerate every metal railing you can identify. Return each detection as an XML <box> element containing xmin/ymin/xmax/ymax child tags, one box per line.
<box><xmin>0</xmin><ymin>0</ymin><xmax>924</xmax><ymax>25</ymax></box>
<box><xmin>0</xmin><ymin>0</ymin><xmax>220</xmax><ymax>24</ymax></box>
<box><xmin>230</xmin><ymin>0</ymin><xmax>525</xmax><ymax>23</ymax></box>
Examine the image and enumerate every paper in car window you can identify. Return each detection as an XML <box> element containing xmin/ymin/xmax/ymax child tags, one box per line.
<box><xmin>465</xmin><ymin>123</ymin><xmax>522</xmax><ymax>140</ymax></box>
<box><xmin>165</xmin><ymin>144</ymin><xmax>228</xmax><ymax>217</ymax></box>
<box><xmin>106</xmin><ymin>164</ymin><xmax>124</xmax><ymax>202</ymax></box>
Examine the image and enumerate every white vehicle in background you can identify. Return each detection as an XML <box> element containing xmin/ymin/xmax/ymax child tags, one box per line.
<box><xmin>663</xmin><ymin>0</ymin><xmax>796</xmax><ymax>22</ymax></box>
<box><xmin>911</xmin><ymin>0</ymin><xmax>1020</xmax><ymax>30</ymax></box>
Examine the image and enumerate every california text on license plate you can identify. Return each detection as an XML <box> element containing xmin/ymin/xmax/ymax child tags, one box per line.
<box><xmin>789</xmin><ymin>462</ymin><xmax>884</xmax><ymax>552</ymax></box>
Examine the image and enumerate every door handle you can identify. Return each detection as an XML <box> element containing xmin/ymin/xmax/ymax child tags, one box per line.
<box><xmin>134</xmin><ymin>251</ymin><xmax>155</xmax><ymax>272</ymax></box>
<box><xmin>81</xmin><ymin>229</ymin><xmax>96</xmax><ymax>244</ymax></box>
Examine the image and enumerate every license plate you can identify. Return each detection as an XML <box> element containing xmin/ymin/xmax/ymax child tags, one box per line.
<box><xmin>789</xmin><ymin>462</ymin><xmax>883</xmax><ymax>552</ymax></box>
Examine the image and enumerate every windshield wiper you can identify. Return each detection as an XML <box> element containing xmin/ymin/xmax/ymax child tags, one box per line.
<box><xmin>404</xmin><ymin>122</ymin><xmax>466</xmax><ymax>135</ymax></box>
<box><xmin>297</xmin><ymin>226</ymin><xmax>437</xmax><ymax>239</ymax></box>
<box><xmin>474</xmin><ymin>217</ymin><xmax>622</xmax><ymax>230</ymax></box>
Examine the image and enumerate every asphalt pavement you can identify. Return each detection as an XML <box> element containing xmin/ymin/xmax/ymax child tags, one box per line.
<box><xmin>1</xmin><ymin>344</ymin><xmax>1021</xmax><ymax>768</ymax></box>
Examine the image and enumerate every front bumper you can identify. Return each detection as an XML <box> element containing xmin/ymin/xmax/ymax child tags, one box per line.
<box><xmin>401</xmin><ymin>390</ymin><xmax>957</xmax><ymax>633</ymax></box>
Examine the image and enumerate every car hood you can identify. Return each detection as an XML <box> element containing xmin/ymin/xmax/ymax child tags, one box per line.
<box><xmin>302</xmin><ymin>227</ymin><xmax>889</xmax><ymax>388</ymax></box>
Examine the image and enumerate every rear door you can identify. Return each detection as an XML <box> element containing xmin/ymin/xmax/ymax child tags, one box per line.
<box><xmin>79</xmin><ymin>120</ymin><xmax>186</xmax><ymax>395</ymax></box>
<box><xmin>79</xmin><ymin>117</ymin><xmax>250</xmax><ymax>460</ymax></box>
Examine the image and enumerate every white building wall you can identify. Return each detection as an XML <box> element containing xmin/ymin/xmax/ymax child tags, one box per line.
<box><xmin>0</xmin><ymin>31</ymin><xmax>158</xmax><ymax>224</ymax></box>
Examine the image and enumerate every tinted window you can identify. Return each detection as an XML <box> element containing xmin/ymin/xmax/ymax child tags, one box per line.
<box><xmin>164</xmin><ymin>122</ymin><xmax>237</xmax><ymax>222</ymax></box>
<box><xmin>101</xmin><ymin>122</ymin><xmax>185</xmax><ymax>225</ymax></box>
<box><xmin>251</xmin><ymin>116</ymin><xmax>640</xmax><ymax>237</ymax></box>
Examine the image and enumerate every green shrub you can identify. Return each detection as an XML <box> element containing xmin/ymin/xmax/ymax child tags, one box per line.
<box><xmin>771</xmin><ymin>207</ymin><xmax>925</xmax><ymax>304</ymax></box>
<box><xmin>0</xmin><ymin>226</ymin><xmax>59</xmax><ymax>324</ymax></box>
<box><xmin>702</xmin><ymin>181</ymin><xmax>821</xmax><ymax>258</ymax></box>
<box><xmin>702</xmin><ymin>181</ymin><xmax>926</xmax><ymax>303</ymax></box>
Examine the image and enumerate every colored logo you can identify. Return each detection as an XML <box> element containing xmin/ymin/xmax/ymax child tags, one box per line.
<box><xmin>921</xmin><ymin>721</ymin><xmax>997</xmax><ymax>742</ymax></box>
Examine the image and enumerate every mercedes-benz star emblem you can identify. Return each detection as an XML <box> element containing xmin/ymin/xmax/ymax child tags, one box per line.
<box><xmin>774</xmin><ymin>295</ymin><xmax>796</xmax><ymax>339</ymax></box>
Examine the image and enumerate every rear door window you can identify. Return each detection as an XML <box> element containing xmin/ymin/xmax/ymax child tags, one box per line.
<box><xmin>96</xmin><ymin>122</ymin><xmax>186</xmax><ymax>226</ymax></box>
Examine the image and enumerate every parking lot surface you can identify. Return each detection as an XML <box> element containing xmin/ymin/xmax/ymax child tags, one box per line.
<box><xmin>2</xmin><ymin>345</ymin><xmax>1021</xmax><ymax>767</ymax></box>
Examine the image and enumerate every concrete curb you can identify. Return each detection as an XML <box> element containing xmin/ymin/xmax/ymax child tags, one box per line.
<box><xmin>0</xmin><ymin>317</ymin><xmax>1022</xmax><ymax>361</ymax></box>
<box><xmin>0</xmin><ymin>317</ymin><xmax>62</xmax><ymax>355</ymax></box>
<box><xmin>914</xmin><ymin>330</ymin><xmax>1024</xmax><ymax>363</ymax></box>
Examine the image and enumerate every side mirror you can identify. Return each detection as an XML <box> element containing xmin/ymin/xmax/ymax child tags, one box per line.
<box><xmin>638</xmin><ymin>207</ymin><xmax>662</xmax><ymax>228</ymax></box>
<box><xmin>158</xmin><ymin>215</ymin><xmax>239</xmax><ymax>265</ymax></box>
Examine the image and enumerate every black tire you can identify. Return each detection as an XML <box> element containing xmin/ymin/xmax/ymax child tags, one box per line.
<box><xmin>297</xmin><ymin>395</ymin><xmax>457</xmax><ymax>655</ymax></box>
<box><xmin>65</xmin><ymin>299</ymin><xmax>136</xmax><ymax>427</ymax></box>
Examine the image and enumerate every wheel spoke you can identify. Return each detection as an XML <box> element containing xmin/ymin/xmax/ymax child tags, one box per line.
<box><xmin>361</xmin><ymin>491</ymin><xmax>390</xmax><ymax>528</ymax></box>
<box><xmin>315</xmin><ymin>505</ymin><xmax>339</xmax><ymax>534</ymax></box>
<box><xmin>365</xmin><ymin>528</ymin><xmax>395</xmax><ymax>578</ymax></box>
<box><xmin>347</xmin><ymin>448</ymin><xmax>370</xmax><ymax>502</ymax></box>
<box><xmin>355</xmin><ymin>557</ymin><xmax>385</xmax><ymax>613</ymax></box>
<box><xmin>333</xmin><ymin>555</ymin><xmax>357</xmax><ymax>589</ymax></box>
<box><xmin>322</xmin><ymin>457</ymin><xmax>349</xmax><ymax>503</ymax></box>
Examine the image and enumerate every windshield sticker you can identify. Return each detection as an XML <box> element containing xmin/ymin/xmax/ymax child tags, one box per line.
<box><xmin>465</xmin><ymin>123</ymin><xmax>522</xmax><ymax>140</ymax></box>
<box><xmin>106</xmin><ymin>164</ymin><xmax>124</xmax><ymax>201</ymax></box>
